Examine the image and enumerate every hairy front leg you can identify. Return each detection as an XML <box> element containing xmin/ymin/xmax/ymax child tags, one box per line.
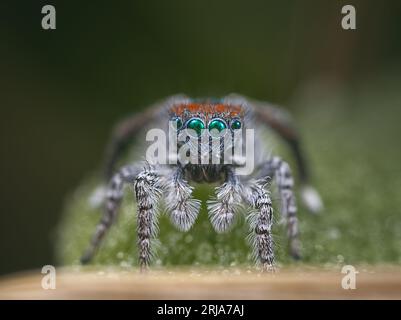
<box><xmin>134</xmin><ymin>167</ymin><xmax>163</xmax><ymax>270</ymax></box>
<box><xmin>207</xmin><ymin>166</ymin><xmax>242</xmax><ymax>232</ymax></box>
<box><xmin>164</xmin><ymin>166</ymin><xmax>201</xmax><ymax>232</ymax></box>
<box><xmin>243</xmin><ymin>180</ymin><xmax>275</xmax><ymax>272</ymax></box>
<box><xmin>81</xmin><ymin>165</ymin><xmax>140</xmax><ymax>264</ymax></box>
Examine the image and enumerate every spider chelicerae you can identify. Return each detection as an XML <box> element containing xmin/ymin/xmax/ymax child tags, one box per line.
<box><xmin>81</xmin><ymin>94</ymin><xmax>323</xmax><ymax>272</ymax></box>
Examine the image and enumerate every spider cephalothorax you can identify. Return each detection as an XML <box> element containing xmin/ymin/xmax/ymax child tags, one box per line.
<box><xmin>167</xmin><ymin>100</ymin><xmax>247</xmax><ymax>182</ymax></box>
<box><xmin>169</xmin><ymin>100</ymin><xmax>244</xmax><ymax>132</ymax></box>
<box><xmin>81</xmin><ymin>94</ymin><xmax>323</xmax><ymax>272</ymax></box>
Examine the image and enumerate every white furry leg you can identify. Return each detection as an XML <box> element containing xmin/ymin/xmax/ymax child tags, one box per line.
<box><xmin>207</xmin><ymin>168</ymin><xmax>242</xmax><ymax>233</ymax></box>
<box><xmin>164</xmin><ymin>167</ymin><xmax>201</xmax><ymax>232</ymax></box>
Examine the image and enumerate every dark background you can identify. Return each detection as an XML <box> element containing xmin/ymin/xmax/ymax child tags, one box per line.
<box><xmin>1</xmin><ymin>0</ymin><xmax>400</xmax><ymax>275</ymax></box>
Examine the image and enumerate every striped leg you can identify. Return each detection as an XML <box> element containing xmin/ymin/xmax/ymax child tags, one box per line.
<box><xmin>134</xmin><ymin>168</ymin><xmax>162</xmax><ymax>270</ymax></box>
<box><xmin>223</xmin><ymin>94</ymin><xmax>323</xmax><ymax>214</ymax></box>
<box><xmin>256</xmin><ymin>157</ymin><xmax>301</xmax><ymax>260</ymax></box>
<box><xmin>81</xmin><ymin>165</ymin><xmax>139</xmax><ymax>264</ymax></box>
<box><xmin>243</xmin><ymin>180</ymin><xmax>275</xmax><ymax>272</ymax></box>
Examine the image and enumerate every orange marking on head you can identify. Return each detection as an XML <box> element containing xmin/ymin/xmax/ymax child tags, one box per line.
<box><xmin>214</xmin><ymin>104</ymin><xmax>225</xmax><ymax>113</ymax></box>
<box><xmin>187</xmin><ymin>103</ymin><xmax>199</xmax><ymax>112</ymax></box>
<box><xmin>229</xmin><ymin>105</ymin><xmax>242</xmax><ymax>117</ymax></box>
<box><xmin>170</xmin><ymin>102</ymin><xmax>244</xmax><ymax>118</ymax></box>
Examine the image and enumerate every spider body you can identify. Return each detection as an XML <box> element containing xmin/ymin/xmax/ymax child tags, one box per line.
<box><xmin>169</xmin><ymin>99</ymin><xmax>246</xmax><ymax>183</ymax></box>
<box><xmin>81</xmin><ymin>94</ymin><xmax>322</xmax><ymax>271</ymax></box>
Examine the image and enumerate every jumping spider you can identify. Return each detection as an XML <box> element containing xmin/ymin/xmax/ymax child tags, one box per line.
<box><xmin>81</xmin><ymin>94</ymin><xmax>322</xmax><ymax>271</ymax></box>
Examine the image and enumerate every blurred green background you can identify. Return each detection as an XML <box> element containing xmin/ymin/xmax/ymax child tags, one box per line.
<box><xmin>1</xmin><ymin>0</ymin><xmax>401</xmax><ymax>275</ymax></box>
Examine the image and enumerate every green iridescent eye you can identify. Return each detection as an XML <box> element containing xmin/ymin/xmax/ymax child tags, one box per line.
<box><xmin>186</xmin><ymin>118</ymin><xmax>205</xmax><ymax>136</ymax></box>
<box><xmin>173</xmin><ymin>117</ymin><xmax>183</xmax><ymax>130</ymax></box>
<box><xmin>231</xmin><ymin>119</ymin><xmax>242</xmax><ymax>130</ymax></box>
<box><xmin>208</xmin><ymin>119</ymin><xmax>227</xmax><ymax>133</ymax></box>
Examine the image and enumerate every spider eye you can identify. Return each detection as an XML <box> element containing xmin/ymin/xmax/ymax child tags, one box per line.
<box><xmin>230</xmin><ymin>119</ymin><xmax>242</xmax><ymax>130</ymax></box>
<box><xmin>209</xmin><ymin>119</ymin><xmax>227</xmax><ymax>132</ymax></box>
<box><xmin>172</xmin><ymin>117</ymin><xmax>183</xmax><ymax>130</ymax></box>
<box><xmin>186</xmin><ymin>118</ymin><xmax>205</xmax><ymax>136</ymax></box>
<box><xmin>208</xmin><ymin>119</ymin><xmax>227</xmax><ymax>133</ymax></box>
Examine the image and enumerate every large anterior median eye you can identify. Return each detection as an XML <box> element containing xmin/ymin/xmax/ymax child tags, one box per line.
<box><xmin>208</xmin><ymin>119</ymin><xmax>227</xmax><ymax>134</ymax></box>
<box><xmin>186</xmin><ymin>118</ymin><xmax>205</xmax><ymax>136</ymax></box>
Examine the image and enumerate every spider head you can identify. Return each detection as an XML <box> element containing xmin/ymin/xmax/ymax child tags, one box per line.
<box><xmin>168</xmin><ymin>100</ymin><xmax>245</xmax><ymax>164</ymax></box>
